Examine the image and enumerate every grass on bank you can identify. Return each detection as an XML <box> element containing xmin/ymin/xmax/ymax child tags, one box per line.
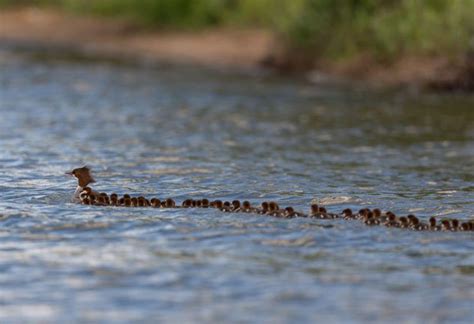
<box><xmin>2</xmin><ymin>0</ymin><xmax>474</xmax><ymax>65</ymax></box>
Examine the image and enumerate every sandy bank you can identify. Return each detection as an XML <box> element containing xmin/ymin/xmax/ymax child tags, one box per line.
<box><xmin>1</xmin><ymin>7</ymin><xmax>472</xmax><ymax>90</ymax></box>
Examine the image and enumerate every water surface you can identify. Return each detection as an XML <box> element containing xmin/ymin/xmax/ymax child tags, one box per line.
<box><xmin>1</xmin><ymin>49</ymin><xmax>473</xmax><ymax>323</ymax></box>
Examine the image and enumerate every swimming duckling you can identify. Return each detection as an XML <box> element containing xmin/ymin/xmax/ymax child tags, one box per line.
<box><xmin>384</xmin><ymin>212</ymin><xmax>398</xmax><ymax>227</ymax></box>
<box><xmin>82</xmin><ymin>197</ymin><xmax>91</xmax><ymax>205</ymax></box>
<box><xmin>201</xmin><ymin>199</ymin><xmax>210</xmax><ymax>208</ymax></box>
<box><xmin>110</xmin><ymin>193</ymin><xmax>118</xmax><ymax>206</ymax></box>
<box><xmin>214</xmin><ymin>200</ymin><xmax>225</xmax><ymax>211</ymax></box>
<box><xmin>231</xmin><ymin>200</ymin><xmax>241</xmax><ymax>212</ymax></box>
<box><xmin>150</xmin><ymin>198</ymin><xmax>161</xmax><ymax>208</ymax></box>
<box><xmin>341</xmin><ymin>208</ymin><xmax>354</xmax><ymax>220</ymax></box>
<box><xmin>399</xmin><ymin>216</ymin><xmax>409</xmax><ymax>228</ymax></box>
<box><xmin>407</xmin><ymin>215</ymin><xmax>424</xmax><ymax>230</ymax></box>
<box><xmin>97</xmin><ymin>195</ymin><xmax>106</xmax><ymax>206</ymax></box>
<box><xmin>460</xmin><ymin>222</ymin><xmax>470</xmax><ymax>231</ymax></box>
<box><xmin>357</xmin><ymin>208</ymin><xmax>370</xmax><ymax>220</ymax></box>
<box><xmin>99</xmin><ymin>193</ymin><xmax>110</xmax><ymax>205</ymax></box>
<box><xmin>450</xmin><ymin>219</ymin><xmax>459</xmax><ymax>231</ymax></box>
<box><xmin>89</xmin><ymin>194</ymin><xmax>97</xmax><ymax>205</ymax></box>
<box><xmin>181</xmin><ymin>199</ymin><xmax>192</xmax><ymax>208</ymax></box>
<box><xmin>222</xmin><ymin>201</ymin><xmax>232</xmax><ymax>212</ymax></box>
<box><xmin>258</xmin><ymin>202</ymin><xmax>269</xmax><ymax>214</ymax></box>
<box><xmin>441</xmin><ymin>219</ymin><xmax>451</xmax><ymax>231</ymax></box>
<box><xmin>137</xmin><ymin>196</ymin><xmax>146</xmax><ymax>207</ymax></box>
<box><xmin>267</xmin><ymin>202</ymin><xmax>282</xmax><ymax>217</ymax></box>
<box><xmin>165</xmin><ymin>198</ymin><xmax>175</xmax><ymax>208</ymax></box>
<box><xmin>428</xmin><ymin>217</ymin><xmax>440</xmax><ymax>231</ymax></box>
<box><xmin>123</xmin><ymin>197</ymin><xmax>131</xmax><ymax>207</ymax></box>
<box><xmin>130</xmin><ymin>197</ymin><xmax>138</xmax><ymax>207</ymax></box>
<box><xmin>364</xmin><ymin>211</ymin><xmax>380</xmax><ymax>226</ymax></box>
<box><xmin>241</xmin><ymin>201</ymin><xmax>256</xmax><ymax>213</ymax></box>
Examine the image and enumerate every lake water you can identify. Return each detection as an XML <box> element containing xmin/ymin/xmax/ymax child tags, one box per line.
<box><xmin>1</xmin><ymin>48</ymin><xmax>473</xmax><ymax>323</ymax></box>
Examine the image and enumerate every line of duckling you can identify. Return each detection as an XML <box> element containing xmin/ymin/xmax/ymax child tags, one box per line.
<box><xmin>78</xmin><ymin>187</ymin><xmax>474</xmax><ymax>232</ymax></box>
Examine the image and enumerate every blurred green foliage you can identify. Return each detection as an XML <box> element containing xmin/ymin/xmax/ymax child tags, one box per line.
<box><xmin>2</xmin><ymin>0</ymin><xmax>474</xmax><ymax>62</ymax></box>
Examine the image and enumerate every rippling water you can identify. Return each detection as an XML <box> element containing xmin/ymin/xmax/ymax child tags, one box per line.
<box><xmin>1</xmin><ymin>49</ymin><xmax>473</xmax><ymax>323</ymax></box>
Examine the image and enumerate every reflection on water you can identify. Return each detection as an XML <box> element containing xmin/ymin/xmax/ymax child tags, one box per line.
<box><xmin>0</xmin><ymin>49</ymin><xmax>473</xmax><ymax>323</ymax></box>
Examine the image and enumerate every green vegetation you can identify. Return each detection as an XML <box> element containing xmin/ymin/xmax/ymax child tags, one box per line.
<box><xmin>2</xmin><ymin>0</ymin><xmax>474</xmax><ymax>63</ymax></box>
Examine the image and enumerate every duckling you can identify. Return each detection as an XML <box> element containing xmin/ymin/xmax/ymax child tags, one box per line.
<box><xmin>399</xmin><ymin>216</ymin><xmax>409</xmax><ymax>228</ymax></box>
<box><xmin>282</xmin><ymin>207</ymin><xmax>297</xmax><ymax>218</ymax></box>
<box><xmin>130</xmin><ymin>197</ymin><xmax>137</xmax><ymax>207</ymax></box>
<box><xmin>258</xmin><ymin>202</ymin><xmax>269</xmax><ymax>214</ymax></box>
<box><xmin>241</xmin><ymin>200</ymin><xmax>258</xmax><ymax>213</ymax></box>
<box><xmin>222</xmin><ymin>201</ymin><xmax>232</xmax><ymax>212</ymax></box>
<box><xmin>181</xmin><ymin>199</ymin><xmax>192</xmax><ymax>208</ymax></box>
<box><xmin>82</xmin><ymin>197</ymin><xmax>91</xmax><ymax>205</ymax></box>
<box><xmin>441</xmin><ymin>219</ymin><xmax>451</xmax><ymax>231</ymax></box>
<box><xmin>231</xmin><ymin>200</ymin><xmax>241</xmax><ymax>212</ymax></box>
<box><xmin>195</xmin><ymin>200</ymin><xmax>202</xmax><ymax>207</ymax></box>
<box><xmin>110</xmin><ymin>193</ymin><xmax>118</xmax><ymax>206</ymax></box>
<box><xmin>97</xmin><ymin>195</ymin><xmax>107</xmax><ymax>206</ymax></box>
<box><xmin>309</xmin><ymin>204</ymin><xmax>320</xmax><ymax>218</ymax></box>
<box><xmin>150</xmin><ymin>198</ymin><xmax>161</xmax><ymax>208</ymax></box>
<box><xmin>267</xmin><ymin>202</ymin><xmax>281</xmax><ymax>217</ymax></box>
<box><xmin>364</xmin><ymin>211</ymin><xmax>380</xmax><ymax>226</ymax></box>
<box><xmin>165</xmin><ymin>198</ymin><xmax>175</xmax><ymax>208</ymax></box>
<box><xmin>373</xmin><ymin>208</ymin><xmax>382</xmax><ymax>221</ymax></box>
<box><xmin>357</xmin><ymin>208</ymin><xmax>370</xmax><ymax>220</ymax></box>
<box><xmin>137</xmin><ymin>196</ymin><xmax>146</xmax><ymax>207</ymax></box>
<box><xmin>124</xmin><ymin>197</ymin><xmax>131</xmax><ymax>207</ymax></box>
<box><xmin>341</xmin><ymin>208</ymin><xmax>354</xmax><ymax>220</ymax></box>
<box><xmin>89</xmin><ymin>194</ymin><xmax>97</xmax><ymax>205</ymax></box>
<box><xmin>384</xmin><ymin>212</ymin><xmax>398</xmax><ymax>227</ymax></box>
<box><xmin>214</xmin><ymin>200</ymin><xmax>225</xmax><ymax>211</ymax></box>
<box><xmin>460</xmin><ymin>222</ymin><xmax>470</xmax><ymax>231</ymax></box>
<box><xmin>118</xmin><ymin>197</ymin><xmax>125</xmax><ymax>206</ymax></box>
<box><xmin>428</xmin><ymin>217</ymin><xmax>440</xmax><ymax>231</ymax></box>
<box><xmin>201</xmin><ymin>199</ymin><xmax>210</xmax><ymax>208</ymax></box>
<box><xmin>451</xmin><ymin>219</ymin><xmax>459</xmax><ymax>231</ymax></box>
<box><xmin>407</xmin><ymin>215</ymin><xmax>424</xmax><ymax>230</ymax></box>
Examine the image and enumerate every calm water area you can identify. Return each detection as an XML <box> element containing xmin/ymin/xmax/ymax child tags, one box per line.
<box><xmin>0</xmin><ymin>48</ymin><xmax>473</xmax><ymax>323</ymax></box>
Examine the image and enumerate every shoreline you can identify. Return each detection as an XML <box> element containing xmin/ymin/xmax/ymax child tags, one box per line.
<box><xmin>1</xmin><ymin>7</ymin><xmax>472</xmax><ymax>91</ymax></box>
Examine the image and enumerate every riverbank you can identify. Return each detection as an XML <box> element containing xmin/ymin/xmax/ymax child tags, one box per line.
<box><xmin>1</xmin><ymin>7</ymin><xmax>472</xmax><ymax>90</ymax></box>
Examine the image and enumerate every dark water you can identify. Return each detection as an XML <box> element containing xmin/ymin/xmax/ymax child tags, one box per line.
<box><xmin>1</xmin><ymin>49</ymin><xmax>473</xmax><ymax>323</ymax></box>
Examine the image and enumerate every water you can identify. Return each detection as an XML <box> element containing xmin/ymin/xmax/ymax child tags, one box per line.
<box><xmin>1</xmin><ymin>49</ymin><xmax>473</xmax><ymax>323</ymax></box>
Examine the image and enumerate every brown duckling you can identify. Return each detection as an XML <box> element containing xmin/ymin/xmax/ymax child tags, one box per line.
<box><xmin>201</xmin><ymin>199</ymin><xmax>210</xmax><ymax>208</ymax></box>
<box><xmin>258</xmin><ymin>202</ymin><xmax>269</xmax><ymax>214</ymax></box>
<box><xmin>451</xmin><ymin>219</ymin><xmax>459</xmax><ymax>231</ymax></box>
<box><xmin>384</xmin><ymin>212</ymin><xmax>398</xmax><ymax>227</ymax></box>
<box><xmin>82</xmin><ymin>197</ymin><xmax>91</xmax><ymax>205</ymax></box>
<box><xmin>341</xmin><ymin>208</ymin><xmax>354</xmax><ymax>220</ymax></box>
<box><xmin>428</xmin><ymin>217</ymin><xmax>440</xmax><ymax>231</ymax></box>
<box><xmin>150</xmin><ymin>198</ymin><xmax>161</xmax><ymax>208</ymax></box>
<box><xmin>130</xmin><ymin>197</ymin><xmax>138</xmax><ymax>207</ymax></box>
<box><xmin>231</xmin><ymin>200</ymin><xmax>241</xmax><ymax>212</ymax></box>
<box><xmin>267</xmin><ymin>201</ymin><xmax>281</xmax><ymax>216</ymax></box>
<box><xmin>364</xmin><ymin>211</ymin><xmax>380</xmax><ymax>226</ymax></box>
<box><xmin>441</xmin><ymin>219</ymin><xmax>451</xmax><ymax>231</ymax></box>
<box><xmin>165</xmin><ymin>198</ymin><xmax>176</xmax><ymax>208</ymax></box>
<box><xmin>123</xmin><ymin>197</ymin><xmax>131</xmax><ymax>207</ymax></box>
<box><xmin>181</xmin><ymin>199</ymin><xmax>192</xmax><ymax>208</ymax></box>
<box><xmin>399</xmin><ymin>216</ymin><xmax>409</xmax><ymax>228</ymax></box>
<box><xmin>110</xmin><ymin>193</ymin><xmax>118</xmax><ymax>206</ymax></box>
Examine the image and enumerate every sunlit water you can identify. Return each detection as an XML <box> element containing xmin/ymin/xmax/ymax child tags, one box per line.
<box><xmin>1</xmin><ymin>49</ymin><xmax>473</xmax><ymax>323</ymax></box>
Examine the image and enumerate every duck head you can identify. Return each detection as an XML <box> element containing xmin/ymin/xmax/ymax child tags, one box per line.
<box><xmin>66</xmin><ymin>166</ymin><xmax>95</xmax><ymax>188</ymax></box>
